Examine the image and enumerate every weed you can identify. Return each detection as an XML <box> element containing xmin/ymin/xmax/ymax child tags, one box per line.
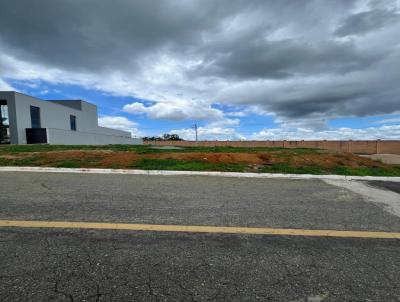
<box><xmin>0</xmin><ymin>156</ymin><xmax>40</xmax><ymax>166</ymax></box>
<box><xmin>55</xmin><ymin>160</ymin><xmax>81</xmax><ymax>168</ymax></box>
<box><xmin>259</xmin><ymin>163</ymin><xmax>326</xmax><ymax>174</ymax></box>
<box><xmin>131</xmin><ymin>158</ymin><xmax>246</xmax><ymax>172</ymax></box>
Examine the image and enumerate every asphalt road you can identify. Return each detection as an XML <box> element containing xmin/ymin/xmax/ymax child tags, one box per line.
<box><xmin>0</xmin><ymin>172</ymin><xmax>399</xmax><ymax>301</ymax></box>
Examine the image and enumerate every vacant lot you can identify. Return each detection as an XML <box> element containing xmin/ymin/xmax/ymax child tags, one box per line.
<box><xmin>0</xmin><ymin>144</ymin><xmax>399</xmax><ymax>176</ymax></box>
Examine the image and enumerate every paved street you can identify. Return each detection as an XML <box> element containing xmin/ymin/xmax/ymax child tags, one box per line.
<box><xmin>0</xmin><ymin>171</ymin><xmax>400</xmax><ymax>301</ymax></box>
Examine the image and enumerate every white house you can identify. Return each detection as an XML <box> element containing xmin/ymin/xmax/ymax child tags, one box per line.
<box><xmin>0</xmin><ymin>91</ymin><xmax>142</xmax><ymax>145</ymax></box>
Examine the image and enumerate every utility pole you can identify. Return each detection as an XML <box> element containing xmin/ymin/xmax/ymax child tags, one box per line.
<box><xmin>193</xmin><ymin>124</ymin><xmax>198</xmax><ymax>141</ymax></box>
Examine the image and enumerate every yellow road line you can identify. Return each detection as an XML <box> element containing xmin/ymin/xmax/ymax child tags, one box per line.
<box><xmin>0</xmin><ymin>220</ymin><xmax>399</xmax><ymax>239</ymax></box>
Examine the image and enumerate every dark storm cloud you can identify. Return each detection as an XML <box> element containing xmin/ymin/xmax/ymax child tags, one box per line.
<box><xmin>226</xmin><ymin>73</ymin><xmax>400</xmax><ymax>121</ymax></box>
<box><xmin>0</xmin><ymin>0</ymin><xmax>239</xmax><ymax>72</ymax></box>
<box><xmin>335</xmin><ymin>8</ymin><xmax>400</xmax><ymax>37</ymax></box>
<box><xmin>191</xmin><ymin>39</ymin><xmax>381</xmax><ymax>80</ymax></box>
<box><xmin>0</xmin><ymin>0</ymin><xmax>399</xmax><ymax>124</ymax></box>
<box><xmin>216</xmin><ymin>50</ymin><xmax>400</xmax><ymax>121</ymax></box>
<box><xmin>0</xmin><ymin>0</ymin><xmax>354</xmax><ymax>73</ymax></box>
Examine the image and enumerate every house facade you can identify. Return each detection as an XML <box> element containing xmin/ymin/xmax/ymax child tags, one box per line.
<box><xmin>0</xmin><ymin>91</ymin><xmax>142</xmax><ymax>145</ymax></box>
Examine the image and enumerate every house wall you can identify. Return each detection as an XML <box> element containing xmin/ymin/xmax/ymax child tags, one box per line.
<box><xmin>0</xmin><ymin>91</ymin><xmax>142</xmax><ymax>145</ymax></box>
<box><xmin>47</xmin><ymin>128</ymin><xmax>142</xmax><ymax>145</ymax></box>
<box><xmin>95</xmin><ymin>126</ymin><xmax>131</xmax><ymax>137</ymax></box>
<box><xmin>13</xmin><ymin>92</ymin><xmax>84</xmax><ymax>144</ymax></box>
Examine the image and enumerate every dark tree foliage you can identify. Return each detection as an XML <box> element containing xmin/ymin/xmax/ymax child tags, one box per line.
<box><xmin>162</xmin><ymin>133</ymin><xmax>183</xmax><ymax>141</ymax></box>
<box><xmin>143</xmin><ymin>133</ymin><xmax>183</xmax><ymax>141</ymax></box>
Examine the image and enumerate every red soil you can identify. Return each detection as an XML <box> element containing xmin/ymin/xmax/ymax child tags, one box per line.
<box><xmin>1</xmin><ymin>150</ymin><xmax>390</xmax><ymax>169</ymax></box>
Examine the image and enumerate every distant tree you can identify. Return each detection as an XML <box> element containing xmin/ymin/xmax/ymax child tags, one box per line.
<box><xmin>142</xmin><ymin>136</ymin><xmax>163</xmax><ymax>141</ymax></box>
<box><xmin>143</xmin><ymin>134</ymin><xmax>183</xmax><ymax>141</ymax></box>
<box><xmin>162</xmin><ymin>133</ymin><xmax>183</xmax><ymax>141</ymax></box>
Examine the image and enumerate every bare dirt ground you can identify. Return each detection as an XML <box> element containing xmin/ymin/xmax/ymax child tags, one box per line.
<box><xmin>2</xmin><ymin>150</ymin><xmax>393</xmax><ymax>170</ymax></box>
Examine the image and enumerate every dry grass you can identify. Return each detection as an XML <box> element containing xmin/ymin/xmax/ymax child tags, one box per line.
<box><xmin>0</xmin><ymin>145</ymin><xmax>399</xmax><ymax>176</ymax></box>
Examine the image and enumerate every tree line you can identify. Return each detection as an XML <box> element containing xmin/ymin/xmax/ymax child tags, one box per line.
<box><xmin>143</xmin><ymin>133</ymin><xmax>183</xmax><ymax>141</ymax></box>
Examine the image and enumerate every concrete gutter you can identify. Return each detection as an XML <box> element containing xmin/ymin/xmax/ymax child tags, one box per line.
<box><xmin>0</xmin><ymin>166</ymin><xmax>399</xmax><ymax>182</ymax></box>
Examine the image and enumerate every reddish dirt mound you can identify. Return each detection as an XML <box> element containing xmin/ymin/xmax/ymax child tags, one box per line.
<box><xmin>33</xmin><ymin>151</ymin><xmax>141</xmax><ymax>168</ymax></box>
<box><xmin>32</xmin><ymin>151</ymin><xmax>269</xmax><ymax>167</ymax></box>
<box><xmin>6</xmin><ymin>149</ymin><xmax>391</xmax><ymax>170</ymax></box>
<box><xmin>150</xmin><ymin>152</ymin><xmax>269</xmax><ymax>164</ymax></box>
<box><xmin>282</xmin><ymin>152</ymin><xmax>387</xmax><ymax>169</ymax></box>
<box><xmin>98</xmin><ymin>152</ymin><xmax>141</xmax><ymax>167</ymax></box>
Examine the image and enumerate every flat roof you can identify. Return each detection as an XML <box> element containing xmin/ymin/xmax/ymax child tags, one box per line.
<box><xmin>47</xmin><ymin>100</ymin><xmax>83</xmax><ymax>110</ymax></box>
<box><xmin>0</xmin><ymin>91</ymin><xmax>96</xmax><ymax>111</ymax></box>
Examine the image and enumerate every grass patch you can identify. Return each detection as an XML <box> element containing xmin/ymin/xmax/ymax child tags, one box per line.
<box><xmin>53</xmin><ymin>156</ymin><xmax>102</xmax><ymax>168</ymax></box>
<box><xmin>139</xmin><ymin>146</ymin><xmax>321</xmax><ymax>154</ymax></box>
<box><xmin>260</xmin><ymin>163</ymin><xmax>400</xmax><ymax>176</ymax></box>
<box><xmin>131</xmin><ymin>158</ymin><xmax>246</xmax><ymax>172</ymax></box>
<box><xmin>260</xmin><ymin>163</ymin><xmax>326</xmax><ymax>174</ymax></box>
<box><xmin>270</xmin><ymin>149</ymin><xmax>323</xmax><ymax>157</ymax></box>
<box><xmin>0</xmin><ymin>156</ymin><xmax>41</xmax><ymax>166</ymax></box>
<box><xmin>0</xmin><ymin>144</ymin><xmax>321</xmax><ymax>155</ymax></box>
<box><xmin>0</xmin><ymin>154</ymin><xmax>103</xmax><ymax>168</ymax></box>
<box><xmin>333</xmin><ymin>166</ymin><xmax>400</xmax><ymax>176</ymax></box>
<box><xmin>55</xmin><ymin>160</ymin><xmax>82</xmax><ymax>168</ymax></box>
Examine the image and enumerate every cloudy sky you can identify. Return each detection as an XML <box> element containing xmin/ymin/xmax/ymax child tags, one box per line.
<box><xmin>1</xmin><ymin>0</ymin><xmax>400</xmax><ymax>140</ymax></box>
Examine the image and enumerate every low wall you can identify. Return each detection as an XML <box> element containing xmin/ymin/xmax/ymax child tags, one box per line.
<box><xmin>47</xmin><ymin>128</ymin><xmax>143</xmax><ymax>145</ymax></box>
<box><xmin>144</xmin><ymin>140</ymin><xmax>400</xmax><ymax>155</ymax></box>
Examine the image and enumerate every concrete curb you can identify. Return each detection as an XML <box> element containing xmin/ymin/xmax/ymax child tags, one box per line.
<box><xmin>0</xmin><ymin>166</ymin><xmax>400</xmax><ymax>182</ymax></box>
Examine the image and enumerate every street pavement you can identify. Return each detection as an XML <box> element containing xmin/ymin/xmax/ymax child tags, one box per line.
<box><xmin>0</xmin><ymin>171</ymin><xmax>399</xmax><ymax>301</ymax></box>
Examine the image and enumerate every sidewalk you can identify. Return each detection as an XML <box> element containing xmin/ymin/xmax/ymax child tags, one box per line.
<box><xmin>362</xmin><ymin>154</ymin><xmax>400</xmax><ymax>165</ymax></box>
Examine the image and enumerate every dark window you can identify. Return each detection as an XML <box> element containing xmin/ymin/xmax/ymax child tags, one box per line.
<box><xmin>0</xmin><ymin>100</ymin><xmax>9</xmax><ymax>126</ymax></box>
<box><xmin>0</xmin><ymin>100</ymin><xmax>10</xmax><ymax>144</ymax></box>
<box><xmin>70</xmin><ymin>115</ymin><xmax>76</xmax><ymax>131</ymax></box>
<box><xmin>30</xmin><ymin>106</ymin><xmax>41</xmax><ymax>128</ymax></box>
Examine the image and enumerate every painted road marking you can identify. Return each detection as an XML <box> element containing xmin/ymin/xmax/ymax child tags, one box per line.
<box><xmin>0</xmin><ymin>220</ymin><xmax>399</xmax><ymax>239</ymax></box>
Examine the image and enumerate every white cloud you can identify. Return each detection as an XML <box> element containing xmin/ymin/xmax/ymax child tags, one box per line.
<box><xmin>170</xmin><ymin>118</ymin><xmax>244</xmax><ymax>140</ymax></box>
<box><xmin>123</xmin><ymin>100</ymin><xmax>224</xmax><ymax>121</ymax></box>
<box><xmin>0</xmin><ymin>78</ymin><xmax>13</xmax><ymax>90</ymax></box>
<box><xmin>225</xmin><ymin>106</ymin><xmax>272</xmax><ymax>118</ymax></box>
<box><xmin>171</xmin><ymin>126</ymin><xmax>244</xmax><ymax>141</ymax></box>
<box><xmin>170</xmin><ymin>121</ymin><xmax>400</xmax><ymax>141</ymax></box>
<box><xmin>39</xmin><ymin>89</ymin><xmax>49</xmax><ymax>95</ymax></box>
<box><xmin>207</xmin><ymin>118</ymin><xmax>240</xmax><ymax>128</ymax></box>
<box><xmin>374</xmin><ymin>117</ymin><xmax>400</xmax><ymax>124</ymax></box>
<box><xmin>251</xmin><ymin>125</ymin><xmax>400</xmax><ymax>140</ymax></box>
<box><xmin>225</xmin><ymin>111</ymin><xmax>247</xmax><ymax>117</ymax></box>
<box><xmin>98</xmin><ymin>116</ymin><xmax>141</xmax><ymax>137</ymax></box>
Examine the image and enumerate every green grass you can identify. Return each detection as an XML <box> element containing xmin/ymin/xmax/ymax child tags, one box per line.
<box><xmin>54</xmin><ymin>156</ymin><xmax>102</xmax><ymax>168</ymax></box>
<box><xmin>0</xmin><ymin>154</ymin><xmax>102</xmax><ymax>168</ymax></box>
<box><xmin>260</xmin><ymin>163</ymin><xmax>400</xmax><ymax>176</ymax></box>
<box><xmin>131</xmin><ymin>158</ymin><xmax>246</xmax><ymax>172</ymax></box>
<box><xmin>135</xmin><ymin>146</ymin><xmax>321</xmax><ymax>155</ymax></box>
<box><xmin>131</xmin><ymin>159</ymin><xmax>400</xmax><ymax>175</ymax></box>
<box><xmin>260</xmin><ymin>163</ymin><xmax>326</xmax><ymax>174</ymax></box>
<box><xmin>0</xmin><ymin>144</ymin><xmax>398</xmax><ymax>176</ymax></box>
<box><xmin>0</xmin><ymin>156</ymin><xmax>41</xmax><ymax>166</ymax></box>
<box><xmin>333</xmin><ymin>166</ymin><xmax>400</xmax><ymax>176</ymax></box>
<box><xmin>0</xmin><ymin>144</ymin><xmax>321</xmax><ymax>154</ymax></box>
<box><xmin>55</xmin><ymin>160</ymin><xmax>82</xmax><ymax>168</ymax></box>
